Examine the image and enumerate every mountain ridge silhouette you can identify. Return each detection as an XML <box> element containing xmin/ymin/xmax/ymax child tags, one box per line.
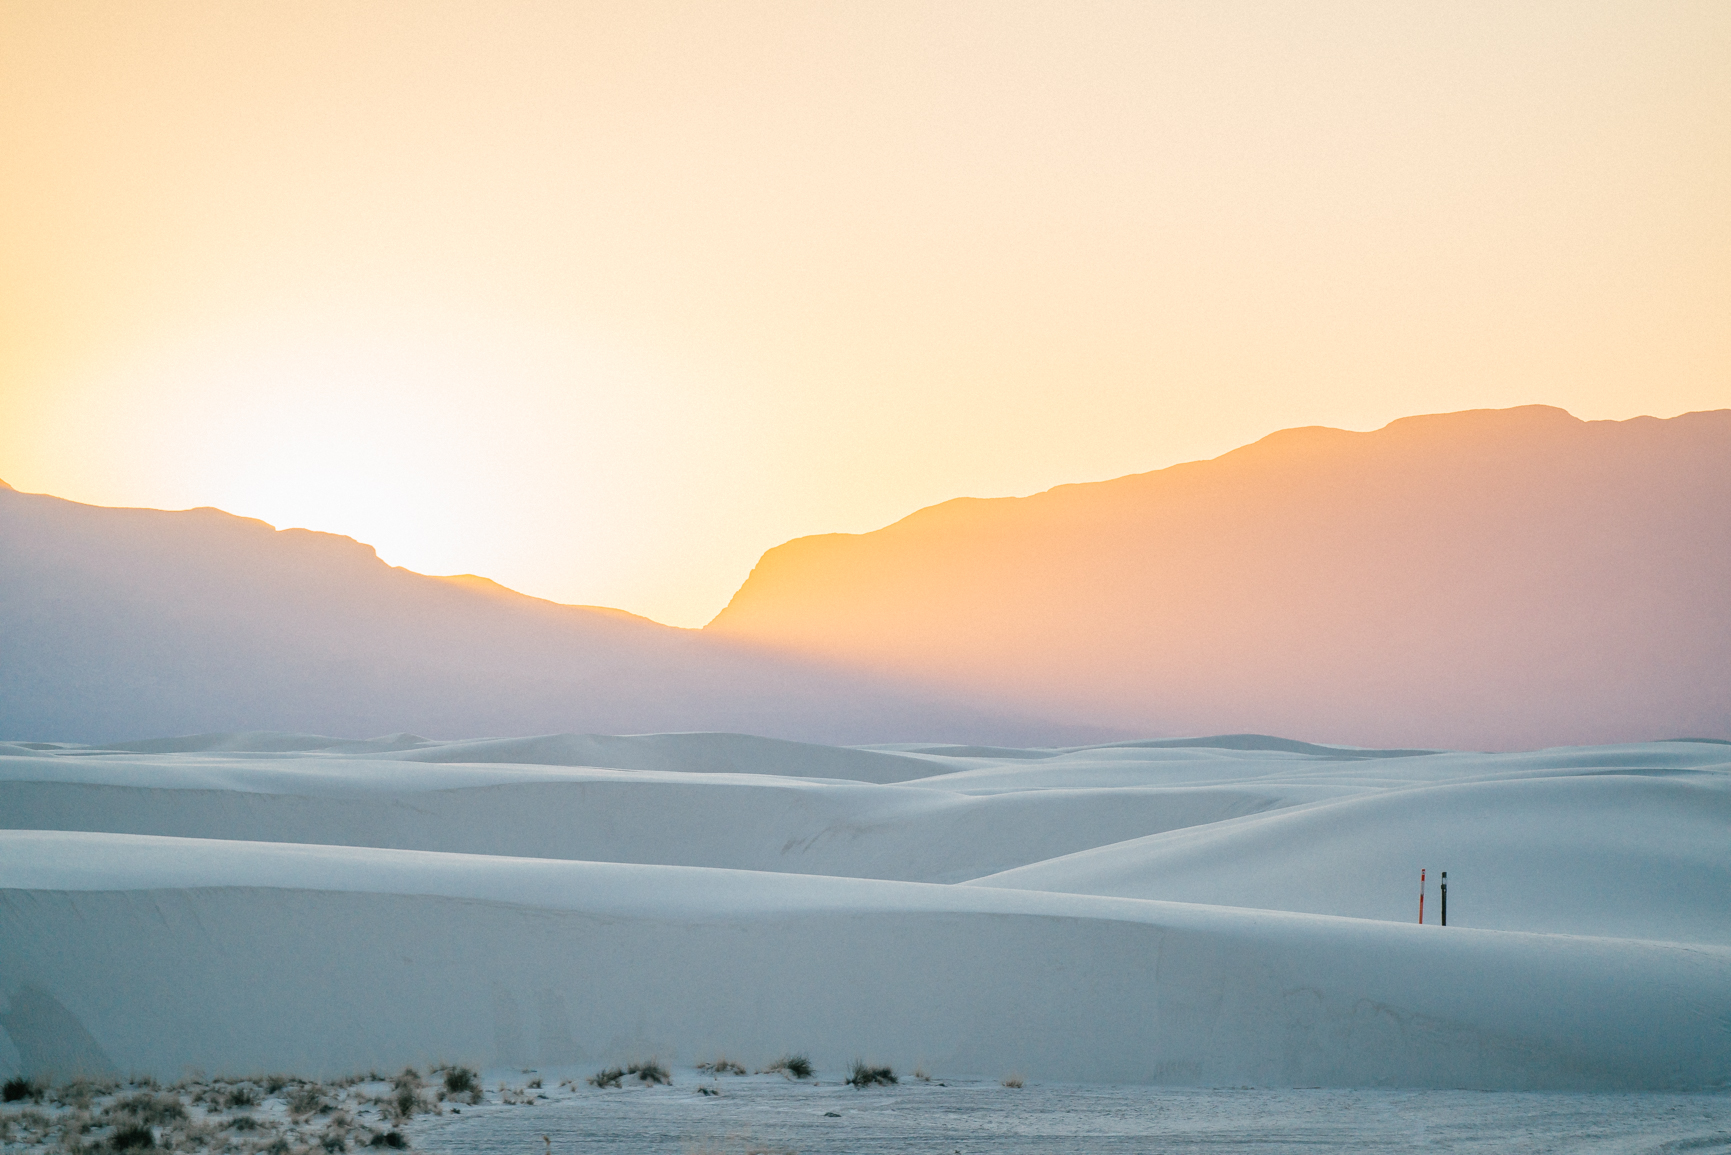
<box><xmin>0</xmin><ymin>485</ymin><xmax>1104</xmax><ymax>745</ymax></box>
<box><xmin>707</xmin><ymin>406</ymin><xmax>1731</xmax><ymax>749</ymax></box>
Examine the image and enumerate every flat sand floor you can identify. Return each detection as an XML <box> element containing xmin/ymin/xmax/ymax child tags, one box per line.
<box><xmin>411</xmin><ymin>1077</ymin><xmax>1731</xmax><ymax>1155</ymax></box>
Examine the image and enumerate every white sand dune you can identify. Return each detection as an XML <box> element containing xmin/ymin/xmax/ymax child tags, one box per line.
<box><xmin>0</xmin><ymin>738</ymin><xmax>1298</xmax><ymax>883</ymax></box>
<box><xmin>969</xmin><ymin>768</ymin><xmax>1731</xmax><ymax>944</ymax></box>
<box><xmin>1</xmin><ymin>733</ymin><xmax>1727</xmax><ymax>1090</ymax></box>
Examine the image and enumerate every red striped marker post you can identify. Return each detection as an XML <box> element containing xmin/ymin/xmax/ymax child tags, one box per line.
<box><xmin>1419</xmin><ymin>868</ymin><xmax>1426</xmax><ymax>924</ymax></box>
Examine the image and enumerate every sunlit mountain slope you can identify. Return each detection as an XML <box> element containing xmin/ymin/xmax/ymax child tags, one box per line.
<box><xmin>708</xmin><ymin>407</ymin><xmax>1731</xmax><ymax>749</ymax></box>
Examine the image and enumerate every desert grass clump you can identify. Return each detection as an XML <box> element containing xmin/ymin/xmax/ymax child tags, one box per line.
<box><xmin>694</xmin><ymin>1058</ymin><xmax>746</xmax><ymax>1076</ymax></box>
<box><xmin>367</xmin><ymin>1131</ymin><xmax>407</xmax><ymax>1149</ymax></box>
<box><xmin>175</xmin><ymin>1119</ymin><xmax>222</xmax><ymax>1149</ymax></box>
<box><xmin>440</xmin><ymin>1067</ymin><xmax>477</xmax><ymax>1097</ymax></box>
<box><xmin>107</xmin><ymin>1122</ymin><xmax>156</xmax><ymax>1151</ymax></box>
<box><xmin>55</xmin><ymin>1079</ymin><xmax>116</xmax><ymax>1110</ymax></box>
<box><xmin>626</xmin><ymin>1060</ymin><xmax>670</xmax><ymax>1086</ymax></box>
<box><xmin>288</xmin><ymin>1085</ymin><xmax>330</xmax><ymax>1116</ymax></box>
<box><xmin>757</xmin><ymin>1055</ymin><xmax>813</xmax><ymax>1080</ymax></box>
<box><xmin>229</xmin><ymin>1115</ymin><xmax>260</xmax><ymax>1133</ymax></box>
<box><xmin>586</xmin><ymin>1068</ymin><xmax>624</xmax><ymax>1090</ymax></box>
<box><xmin>3</xmin><ymin>1076</ymin><xmax>37</xmax><ymax>1103</ymax></box>
<box><xmin>1001</xmin><ymin>1075</ymin><xmax>1025</xmax><ymax>1089</ymax></box>
<box><xmin>845</xmin><ymin>1061</ymin><xmax>896</xmax><ymax>1088</ymax></box>
<box><xmin>104</xmin><ymin>1094</ymin><xmax>187</xmax><ymax>1127</ymax></box>
<box><xmin>387</xmin><ymin>1070</ymin><xmax>425</xmax><ymax>1119</ymax></box>
<box><xmin>224</xmin><ymin>1085</ymin><xmax>259</xmax><ymax>1110</ymax></box>
<box><xmin>63</xmin><ymin>1107</ymin><xmax>98</xmax><ymax>1140</ymax></box>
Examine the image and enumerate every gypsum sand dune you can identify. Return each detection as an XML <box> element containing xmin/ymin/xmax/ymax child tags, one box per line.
<box><xmin>0</xmin><ymin>762</ymin><xmax>1300</xmax><ymax>885</ymax></box>
<box><xmin>967</xmin><ymin>763</ymin><xmax>1731</xmax><ymax>943</ymax></box>
<box><xmin>4</xmin><ymin>734</ymin><xmax>1729</xmax><ymax>1091</ymax></box>
<box><xmin>4</xmin><ymin>737</ymin><xmax>1727</xmax><ymax>922</ymax></box>
<box><xmin>1</xmin><ymin>831</ymin><xmax>1728</xmax><ymax>1091</ymax></box>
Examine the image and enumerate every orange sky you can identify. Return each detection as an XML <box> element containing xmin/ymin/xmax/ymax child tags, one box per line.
<box><xmin>3</xmin><ymin>2</ymin><xmax>1727</xmax><ymax>626</ymax></box>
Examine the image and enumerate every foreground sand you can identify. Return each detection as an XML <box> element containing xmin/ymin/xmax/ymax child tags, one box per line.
<box><xmin>9</xmin><ymin>1067</ymin><xmax>1729</xmax><ymax>1155</ymax></box>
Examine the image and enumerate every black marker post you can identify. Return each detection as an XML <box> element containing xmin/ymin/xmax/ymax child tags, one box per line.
<box><xmin>1440</xmin><ymin>872</ymin><xmax>1447</xmax><ymax>927</ymax></box>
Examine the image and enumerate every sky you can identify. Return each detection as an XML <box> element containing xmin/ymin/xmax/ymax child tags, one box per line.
<box><xmin>2</xmin><ymin>2</ymin><xmax>1727</xmax><ymax>627</ymax></box>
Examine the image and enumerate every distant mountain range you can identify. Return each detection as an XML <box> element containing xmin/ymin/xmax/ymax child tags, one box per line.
<box><xmin>6</xmin><ymin>405</ymin><xmax>1726</xmax><ymax>748</ymax></box>
<box><xmin>0</xmin><ymin>481</ymin><xmax>1098</xmax><ymax>745</ymax></box>
<box><xmin>708</xmin><ymin>406</ymin><xmax>1731</xmax><ymax>749</ymax></box>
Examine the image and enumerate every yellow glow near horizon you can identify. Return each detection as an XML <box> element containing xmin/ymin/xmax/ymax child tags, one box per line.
<box><xmin>3</xmin><ymin>2</ymin><xmax>1728</xmax><ymax>626</ymax></box>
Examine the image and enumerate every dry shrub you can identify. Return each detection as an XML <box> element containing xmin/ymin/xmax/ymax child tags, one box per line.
<box><xmin>288</xmin><ymin>1085</ymin><xmax>329</xmax><ymax>1116</ymax></box>
<box><xmin>694</xmin><ymin>1059</ymin><xmax>746</xmax><ymax>1076</ymax></box>
<box><xmin>108</xmin><ymin>1122</ymin><xmax>155</xmax><ymax>1150</ymax></box>
<box><xmin>440</xmin><ymin>1068</ymin><xmax>477</xmax><ymax>1096</ymax></box>
<box><xmin>626</xmin><ymin>1060</ymin><xmax>669</xmax><ymax>1086</ymax></box>
<box><xmin>757</xmin><ymin>1056</ymin><xmax>813</xmax><ymax>1080</ymax></box>
<box><xmin>103</xmin><ymin>1095</ymin><xmax>186</xmax><ymax>1126</ymax></box>
<box><xmin>845</xmin><ymin>1061</ymin><xmax>896</xmax><ymax>1088</ymax></box>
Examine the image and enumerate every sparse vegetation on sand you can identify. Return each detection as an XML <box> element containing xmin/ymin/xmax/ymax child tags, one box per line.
<box><xmin>1001</xmin><ymin>1075</ymin><xmax>1025</xmax><ymax>1088</ymax></box>
<box><xmin>845</xmin><ymin>1061</ymin><xmax>896</xmax><ymax>1088</ymax></box>
<box><xmin>104</xmin><ymin>1094</ymin><xmax>188</xmax><ymax>1127</ymax></box>
<box><xmin>108</xmin><ymin>1121</ymin><xmax>157</xmax><ymax>1150</ymax></box>
<box><xmin>757</xmin><ymin>1055</ymin><xmax>813</xmax><ymax>1080</ymax></box>
<box><xmin>0</xmin><ymin>1058</ymin><xmax>1009</xmax><ymax>1155</ymax></box>
<box><xmin>693</xmin><ymin>1058</ymin><xmax>746</xmax><ymax>1076</ymax></box>
<box><xmin>625</xmin><ymin>1060</ymin><xmax>670</xmax><ymax>1086</ymax></box>
<box><xmin>0</xmin><ymin>1068</ymin><xmax>552</xmax><ymax>1155</ymax></box>
<box><xmin>287</xmin><ymin>1085</ymin><xmax>328</xmax><ymax>1117</ymax></box>
<box><xmin>432</xmin><ymin>1066</ymin><xmax>482</xmax><ymax>1105</ymax></box>
<box><xmin>387</xmin><ymin>1071</ymin><xmax>423</xmax><ymax>1121</ymax></box>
